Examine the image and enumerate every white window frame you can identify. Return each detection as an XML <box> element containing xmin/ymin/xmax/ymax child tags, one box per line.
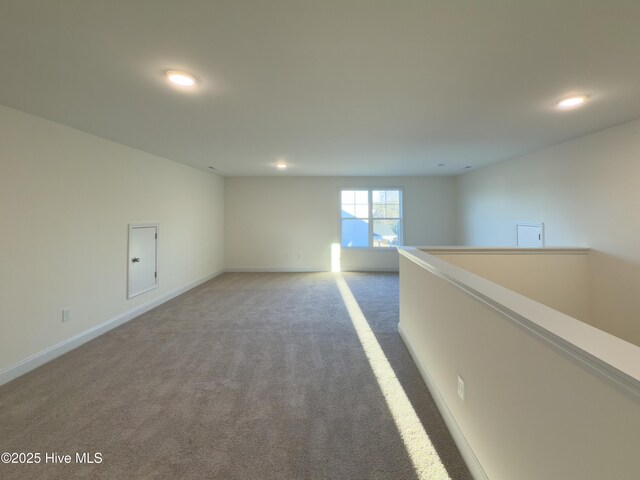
<box><xmin>339</xmin><ymin>187</ymin><xmax>404</xmax><ymax>249</ymax></box>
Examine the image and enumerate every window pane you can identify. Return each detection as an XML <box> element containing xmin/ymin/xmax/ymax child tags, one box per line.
<box><xmin>372</xmin><ymin>190</ymin><xmax>386</xmax><ymax>203</ymax></box>
<box><xmin>386</xmin><ymin>204</ymin><xmax>400</xmax><ymax>218</ymax></box>
<box><xmin>341</xmin><ymin>204</ymin><xmax>357</xmax><ymax>218</ymax></box>
<box><xmin>373</xmin><ymin>219</ymin><xmax>400</xmax><ymax>248</ymax></box>
<box><xmin>341</xmin><ymin>190</ymin><xmax>355</xmax><ymax>205</ymax></box>
<box><xmin>386</xmin><ymin>190</ymin><xmax>400</xmax><ymax>204</ymax></box>
<box><xmin>355</xmin><ymin>204</ymin><xmax>369</xmax><ymax>219</ymax></box>
<box><xmin>342</xmin><ymin>219</ymin><xmax>369</xmax><ymax>247</ymax></box>
<box><xmin>354</xmin><ymin>190</ymin><xmax>368</xmax><ymax>204</ymax></box>
<box><xmin>372</xmin><ymin>204</ymin><xmax>386</xmax><ymax>218</ymax></box>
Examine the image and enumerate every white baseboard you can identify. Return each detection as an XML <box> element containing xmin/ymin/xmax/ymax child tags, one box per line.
<box><xmin>225</xmin><ymin>266</ymin><xmax>399</xmax><ymax>273</ymax></box>
<box><xmin>225</xmin><ymin>266</ymin><xmax>327</xmax><ymax>273</ymax></box>
<box><xmin>0</xmin><ymin>269</ymin><xmax>225</xmax><ymax>387</ymax></box>
<box><xmin>398</xmin><ymin>323</ymin><xmax>489</xmax><ymax>480</ymax></box>
<box><xmin>342</xmin><ymin>267</ymin><xmax>399</xmax><ymax>272</ymax></box>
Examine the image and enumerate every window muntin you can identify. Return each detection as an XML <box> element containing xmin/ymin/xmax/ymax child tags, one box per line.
<box><xmin>340</xmin><ymin>188</ymin><xmax>403</xmax><ymax>248</ymax></box>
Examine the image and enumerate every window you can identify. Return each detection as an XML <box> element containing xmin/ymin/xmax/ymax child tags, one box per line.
<box><xmin>341</xmin><ymin>188</ymin><xmax>403</xmax><ymax>248</ymax></box>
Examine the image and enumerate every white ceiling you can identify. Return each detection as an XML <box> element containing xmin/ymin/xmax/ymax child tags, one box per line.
<box><xmin>1</xmin><ymin>1</ymin><xmax>640</xmax><ymax>176</ymax></box>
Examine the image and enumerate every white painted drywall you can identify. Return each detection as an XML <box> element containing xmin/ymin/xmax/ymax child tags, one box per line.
<box><xmin>0</xmin><ymin>105</ymin><xmax>225</xmax><ymax>375</ymax></box>
<box><xmin>224</xmin><ymin>176</ymin><xmax>456</xmax><ymax>271</ymax></box>
<box><xmin>456</xmin><ymin>118</ymin><xmax>640</xmax><ymax>346</ymax></box>
<box><xmin>432</xmin><ymin>251</ymin><xmax>591</xmax><ymax>323</ymax></box>
<box><xmin>399</xmin><ymin>255</ymin><xmax>640</xmax><ymax>480</ymax></box>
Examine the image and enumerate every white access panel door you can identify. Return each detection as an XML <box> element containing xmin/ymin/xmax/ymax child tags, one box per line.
<box><xmin>516</xmin><ymin>223</ymin><xmax>544</xmax><ymax>247</ymax></box>
<box><xmin>128</xmin><ymin>224</ymin><xmax>158</xmax><ymax>298</ymax></box>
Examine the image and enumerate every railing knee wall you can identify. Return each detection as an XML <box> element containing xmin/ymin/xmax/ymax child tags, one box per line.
<box><xmin>398</xmin><ymin>248</ymin><xmax>640</xmax><ymax>480</ymax></box>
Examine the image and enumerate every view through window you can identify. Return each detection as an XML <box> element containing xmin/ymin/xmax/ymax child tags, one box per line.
<box><xmin>341</xmin><ymin>189</ymin><xmax>403</xmax><ymax>248</ymax></box>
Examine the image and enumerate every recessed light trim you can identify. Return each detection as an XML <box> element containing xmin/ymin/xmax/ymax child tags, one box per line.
<box><xmin>557</xmin><ymin>95</ymin><xmax>587</xmax><ymax>110</ymax></box>
<box><xmin>165</xmin><ymin>70</ymin><xmax>197</xmax><ymax>87</ymax></box>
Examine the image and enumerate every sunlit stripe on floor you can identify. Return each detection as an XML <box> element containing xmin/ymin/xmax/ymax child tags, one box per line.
<box><xmin>334</xmin><ymin>273</ymin><xmax>451</xmax><ymax>480</ymax></box>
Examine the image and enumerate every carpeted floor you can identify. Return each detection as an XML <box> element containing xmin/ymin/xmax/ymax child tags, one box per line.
<box><xmin>0</xmin><ymin>272</ymin><xmax>472</xmax><ymax>479</ymax></box>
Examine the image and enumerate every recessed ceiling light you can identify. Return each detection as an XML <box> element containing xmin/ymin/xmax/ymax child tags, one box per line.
<box><xmin>437</xmin><ymin>163</ymin><xmax>445</xmax><ymax>167</ymax></box>
<box><xmin>556</xmin><ymin>95</ymin><xmax>587</xmax><ymax>110</ymax></box>
<box><xmin>164</xmin><ymin>70</ymin><xmax>197</xmax><ymax>87</ymax></box>
<box><xmin>276</xmin><ymin>160</ymin><xmax>288</xmax><ymax>170</ymax></box>
<box><xmin>208</xmin><ymin>166</ymin><xmax>217</xmax><ymax>170</ymax></box>
<box><xmin>464</xmin><ymin>166</ymin><xmax>472</xmax><ymax>169</ymax></box>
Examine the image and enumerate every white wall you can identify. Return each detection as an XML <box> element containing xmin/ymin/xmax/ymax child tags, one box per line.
<box><xmin>0</xmin><ymin>105</ymin><xmax>225</xmax><ymax>378</ymax></box>
<box><xmin>225</xmin><ymin>176</ymin><xmax>456</xmax><ymax>271</ymax></box>
<box><xmin>456</xmin><ymin>118</ymin><xmax>640</xmax><ymax>346</ymax></box>
<box><xmin>431</xmin><ymin>250</ymin><xmax>591</xmax><ymax>323</ymax></box>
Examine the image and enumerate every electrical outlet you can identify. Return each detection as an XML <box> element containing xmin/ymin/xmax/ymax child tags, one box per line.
<box><xmin>457</xmin><ymin>374</ymin><xmax>465</xmax><ymax>402</ymax></box>
<box><xmin>62</xmin><ymin>308</ymin><xmax>71</xmax><ymax>323</ymax></box>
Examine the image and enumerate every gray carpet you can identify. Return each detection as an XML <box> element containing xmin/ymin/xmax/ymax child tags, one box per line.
<box><xmin>0</xmin><ymin>272</ymin><xmax>471</xmax><ymax>479</ymax></box>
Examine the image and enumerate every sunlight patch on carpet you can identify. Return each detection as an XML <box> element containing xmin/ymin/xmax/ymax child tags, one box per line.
<box><xmin>335</xmin><ymin>273</ymin><xmax>451</xmax><ymax>480</ymax></box>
